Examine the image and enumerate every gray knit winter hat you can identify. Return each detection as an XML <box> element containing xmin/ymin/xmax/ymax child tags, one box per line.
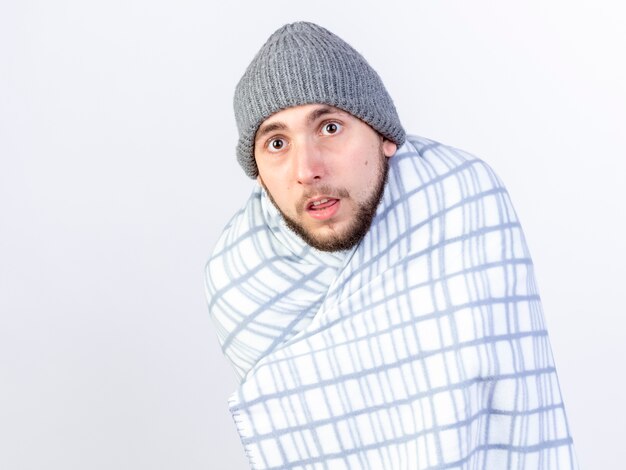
<box><xmin>234</xmin><ymin>21</ymin><xmax>405</xmax><ymax>178</ymax></box>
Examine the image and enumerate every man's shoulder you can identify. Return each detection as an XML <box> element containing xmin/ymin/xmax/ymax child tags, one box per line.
<box><xmin>402</xmin><ymin>134</ymin><xmax>484</xmax><ymax>163</ymax></box>
<box><xmin>396</xmin><ymin>134</ymin><xmax>505</xmax><ymax>189</ymax></box>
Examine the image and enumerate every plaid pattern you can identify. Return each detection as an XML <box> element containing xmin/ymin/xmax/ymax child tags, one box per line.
<box><xmin>205</xmin><ymin>135</ymin><xmax>577</xmax><ymax>469</ymax></box>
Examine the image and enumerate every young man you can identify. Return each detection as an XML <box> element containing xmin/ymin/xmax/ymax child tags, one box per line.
<box><xmin>205</xmin><ymin>22</ymin><xmax>577</xmax><ymax>469</ymax></box>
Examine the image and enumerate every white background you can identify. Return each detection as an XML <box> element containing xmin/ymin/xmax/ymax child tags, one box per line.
<box><xmin>1</xmin><ymin>1</ymin><xmax>624</xmax><ymax>469</ymax></box>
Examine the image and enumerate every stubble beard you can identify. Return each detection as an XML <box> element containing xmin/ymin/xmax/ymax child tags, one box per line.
<box><xmin>260</xmin><ymin>152</ymin><xmax>389</xmax><ymax>253</ymax></box>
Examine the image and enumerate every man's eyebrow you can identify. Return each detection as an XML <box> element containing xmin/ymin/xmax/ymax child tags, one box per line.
<box><xmin>306</xmin><ymin>106</ymin><xmax>346</xmax><ymax>125</ymax></box>
<box><xmin>255</xmin><ymin>122</ymin><xmax>288</xmax><ymax>142</ymax></box>
<box><xmin>254</xmin><ymin>106</ymin><xmax>347</xmax><ymax>143</ymax></box>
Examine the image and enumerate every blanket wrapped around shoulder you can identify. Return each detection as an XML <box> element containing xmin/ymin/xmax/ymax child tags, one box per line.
<box><xmin>205</xmin><ymin>136</ymin><xmax>577</xmax><ymax>469</ymax></box>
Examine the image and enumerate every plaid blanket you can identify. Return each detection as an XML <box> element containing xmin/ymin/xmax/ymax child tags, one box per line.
<box><xmin>205</xmin><ymin>135</ymin><xmax>577</xmax><ymax>469</ymax></box>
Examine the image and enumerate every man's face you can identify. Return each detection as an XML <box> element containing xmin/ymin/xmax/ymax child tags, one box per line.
<box><xmin>254</xmin><ymin>104</ymin><xmax>397</xmax><ymax>252</ymax></box>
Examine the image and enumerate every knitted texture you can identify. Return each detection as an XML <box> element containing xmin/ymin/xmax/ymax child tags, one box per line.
<box><xmin>234</xmin><ymin>21</ymin><xmax>406</xmax><ymax>178</ymax></box>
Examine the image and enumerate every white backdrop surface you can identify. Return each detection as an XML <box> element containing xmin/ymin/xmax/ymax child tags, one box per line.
<box><xmin>1</xmin><ymin>1</ymin><xmax>624</xmax><ymax>469</ymax></box>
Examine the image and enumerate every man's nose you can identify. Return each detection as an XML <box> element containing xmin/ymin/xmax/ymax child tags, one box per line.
<box><xmin>294</xmin><ymin>139</ymin><xmax>325</xmax><ymax>185</ymax></box>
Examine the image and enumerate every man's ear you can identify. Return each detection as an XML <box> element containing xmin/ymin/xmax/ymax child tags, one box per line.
<box><xmin>382</xmin><ymin>139</ymin><xmax>397</xmax><ymax>158</ymax></box>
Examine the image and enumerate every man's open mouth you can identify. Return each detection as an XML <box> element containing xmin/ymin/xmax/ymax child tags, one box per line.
<box><xmin>305</xmin><ymin>197</ymin><xmax>340</xmax><ymax>220</ymax></box>
<box><xmin>307</xmin><ymin>198</ymin><xmax>339</xmax><ymax>211</ymax></box>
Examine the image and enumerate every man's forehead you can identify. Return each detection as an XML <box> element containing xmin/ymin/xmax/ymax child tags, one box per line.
<box><xmin>265</xmin><ymin>103</ymin><xmax>349</xmax><ymax>121</ymax></box>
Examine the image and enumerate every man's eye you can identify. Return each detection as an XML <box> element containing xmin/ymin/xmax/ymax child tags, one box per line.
<box><xmin>268</xmin><ymin>138</ymin><xmax>285</xmax><ymax>151</ymax></box>
<box><xmin>321</xmin><ymin>122</ymin><xmax>342</xmax><ymax>135</ymax></box>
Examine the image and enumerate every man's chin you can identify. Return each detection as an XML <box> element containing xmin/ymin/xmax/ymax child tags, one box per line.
<box><xmin>283</xmin><ymin>216</ymin><xmax>366</xmax><ymax>252</ymax></box>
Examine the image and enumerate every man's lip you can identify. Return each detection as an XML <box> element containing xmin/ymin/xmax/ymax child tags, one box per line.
<box><xmin>305</xmin><ymin>196</ymin><xmax>340</xmax><ymax>211</ymax></box>
<box><xmin>305</xmin><ymin>198</ymin><xmax>340</xmax><ymax>221</ymax></box>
